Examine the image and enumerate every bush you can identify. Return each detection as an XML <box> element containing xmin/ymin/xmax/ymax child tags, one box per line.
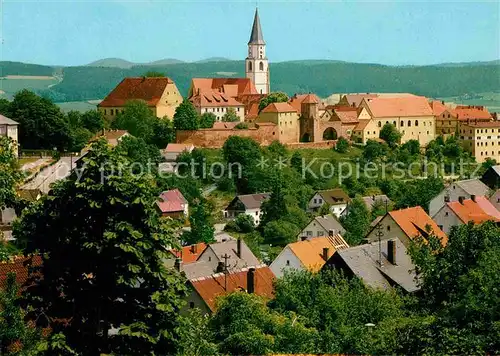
<box><xmin>335</xmin><ymin>137</ymin><xmax>349</xmax><ymax>153</ymax></box>
<box><xmin>234</xmin><ymin>214</ymin><xmax>255</xmax><ymax>233</ymax></box>
<box><xmin>262</xmin><ymin>220</ymin><xmax>299</xmax><ymax>246</ymax></box>
<box><xmin>235</xmin><ymin>122</ymin><xmax>249</xmax><ymax>130</ymax></box>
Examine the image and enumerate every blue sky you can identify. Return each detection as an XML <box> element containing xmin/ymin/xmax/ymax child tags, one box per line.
<box><xmin>1</xmin><ymin>0</ymin><xmax>499</xmax><ymax>66</ymax></box>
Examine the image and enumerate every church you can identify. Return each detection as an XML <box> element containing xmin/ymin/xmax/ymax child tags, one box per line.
<box><xmin>187</xmin><ymin>8</ymin><xmax>270</xmax><ymax>121</ymax></box>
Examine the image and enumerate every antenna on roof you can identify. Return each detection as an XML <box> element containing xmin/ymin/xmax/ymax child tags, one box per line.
<box><xmin>375</xmin><ymin>224</ymin><xmax>384</xmax><ymax>267</ymax></box>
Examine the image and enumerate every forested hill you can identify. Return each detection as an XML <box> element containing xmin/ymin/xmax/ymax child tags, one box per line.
<box><xmin>1</xmin><ymin>60</ymin><xmax>499</xmax><ymax>102</ymax></box>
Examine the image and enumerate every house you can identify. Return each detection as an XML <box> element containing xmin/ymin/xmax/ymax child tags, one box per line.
<box><xmin>489</xmin><ymin>189</ymin><xmax>500</xmax><ymax>211</ymax></box>
<box><xmin>98</xmin><ymin>77</ymin><xmax>183</xmax><ymax>120</ymax></box>
<box><xmin>298</xmin><ymin>215</ymin><xmax>346</xmax><ymax>240</ymax></box>
<box><xmin>458</xmin><ymin>121</ymin><xmax>500</xmax><ymax>163</ymax></box>
<box><xmin>270</xmin><ymin>236</ymin><xmax>349</xmax><ymax>278</ymax></box>
<box><xmin>179</xmin><ymin>238</ymin><xmax>261</xmax><ymax>280</ymax></box>
<box><xmin>324</xmin><ymin>239</ymin><xmax>419</xmax><ymax>293</ymax></box>
<box><xmin>0</xmin><ymin>114</ymin><xmax>19</xmax><ymax>156</ymax></box>
<box><xmin>361</xmin><ymin>195</ymin><xmax>391</xmax><ymax>212</ymax></box>
<box><xmin>289</xmin><ymin>93</ymin><xmax>325</xmax><ymax>116</ymax></box>
<box><xmin>431</xmin><ymin>100</ymin><xmax>459</xmax><ymax>137</ymax></box>
<box><xmin>0</xmin><ymin>255</ymin><xmax>42</xmax><ymax>291</ymax></box>
<box><xmin>186</xmin><ymin>265</ymin><xmax>275</xmax><ymax>313</ymax></box>
<box><xmin>359</xmin><ymin>96</ymin><xmax>435</xmax><ymax>146</ymax></box>
<box><xmin>189</xmin><ymin>90</ymin><xmax>245</xmax><ymax>122</ymax></box>
<box><xmin>0</xmin><ymin>207</ymin><xmax>16</xmax><ymax>242</ymax></box>
<box><xmin>454</xmin><ymin>105</ymin><xmax>492</xmax><ymax>122</ymax></box>
<box><xmin>366</xmin><ymin>206</ymin><xmax>448</xmax><ymax>247</ymax></box>
<box><xmin>167</xmin><ymin>243</ymin><xmax>207</xmax><ymax>265</ymax></box>
<box><xmin>352</xmin><ymin>119</ymin><xmax>378</xmax><ymax>144</ymax></box>
<box><xmin>162</xmin><ymin>143</ymin><xmax>195</xmax><ymax>162</ymax></box>
<box><xmin>432</xmin><ymin>195</ymin><xmax>500</xmax><ymax>235</ymax></box>
<box><xmin>90</xmin><ymin>129</ymin><xmax>129</xmax><ymax>148</ymax></box>
<box><xmin>256</xmin><ymin>102</ymin><xmax>299</xmax><ymax>144</ymax></box>
<box><xmin>329</xmin><ymin>106</ymin><xmax>359</xmax><ymax>138</ymax></box>
<box><xmin>224</xmin><ymin>193</ymin><xmax>270</xmax><ymax>226</ymax></box>
<box><xmin>481</xmin><ymin>165</ymin><xmax>500</xmax><ymax>190</ymax></box>
<box><xmin>307</xmin><ymin>189</ymin><xmax>351</xmax><ymax>217</ymax></box>
<box><xmin>429</xmin><ymin>179</ymin><xmax>491</xmax><ymax>217</ymax></box>
<box><xmin>156</xmin><ymin>189</ymin><xmax>189</xmax><ymax>218</ymax></box>
<box><xmin>338</xmin><ymin>94</ymin><xmax>379</xmax><ymax>108</ymax></box>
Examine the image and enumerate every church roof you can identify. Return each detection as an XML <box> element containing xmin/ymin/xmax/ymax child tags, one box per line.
<box><xmin>99</xmin><ymin>77</ymin><xmax>174</xmax><ymax>107</ymax></box>
<box><xmin>248</xmin><ymin>8</ymin><xmax>265</xmax><ymax>45</ymax></box>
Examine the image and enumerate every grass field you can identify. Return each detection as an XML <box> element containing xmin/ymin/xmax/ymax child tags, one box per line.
<box><xmin>438</xmin><ymin>91</ymin><xmax>500</xmax><ymax>112</ymax></box>
<box><xmin>0</xmin><ymin>77</ymin><xmax>59</xmax><ymax>99</ymax></box>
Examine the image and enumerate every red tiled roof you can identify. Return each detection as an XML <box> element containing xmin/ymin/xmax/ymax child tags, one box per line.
<box><xmin>236</xmin><ymin>93</ymin><xmax>266</xmax><ymax>120</ymax></box>
<box><xmin>289</xmin><ymin>93</ymin><xmax>324</xmax><ymax>114</ymax></box>
<box><xmin>342</xmin><ymin>94</ymin><xmax>379</xmax><ymax>107</ymax></box>
<box><xmin>354</xmin><ymin>119</ymin><xmax>371</xmax><ymax>131</ymax></box>
<box><xmin>0</xmin><ymin>255</ymin><xmax>42</xmax><ymax>290</ymax></box>
<box><xmin>462</xmin><ymin>121</ymin><xmax>500</xmax><ymax>128</ymax></box>
<box><xmin>212</xmin><ymin>122</ymin><xmax>239</xmax><ymax>129</ymax></box>
<box><xmin>389</xmin><ymin>206</ymin><xmax>448</xmax><ymax>245</ymax></box>
<box><xmin>454</xmin><ymin>106</ymin><xmax>492</xmax><ymax>121</ymax></box>
<box><xmin>190</xmin><ymin>78</ymin><xmax>258</xmax><ymax>97</ymax></box>
<box><xmin>164</xmin><ymin>143</ymin><xmax>194</xmax><ymax>153</ymax></box>
<box><xmin>157</xmin><ymin>189</ymin><xmax>188</xmax><ymax>213</ymax></box>
<box><xmin>170</xmin><ymin>243</ymin><xmax>207</xmax><ymax>264</ymax></box>
<box><xmin>333</xmin><ymin>106</ymin><xmax>359</xmax><ymax>124</ymax></box>
<box><xmin>190</xmin><ymin>90</ymin><xmax>244</xmax><ymax>108</ymax></box>
<box><xmin>261</xmin><ymin>102</ymin><xmax>297</xmax><ymax>114</ymax></box>
<box><xmin>190</xmin><ymin>265</ymin><xmax>275</xmax><ymax>312</ymax></box>
<box><xmin>448</xmin><ymin>196</ymin><xmax>500</xmax><ymax>224</ymax></box>
<box><xmin>363</xmin><ymin>96</ymin><xmax>433</xmax><ymax>118</ymax></box>
<box><xmin>99</xmin><ymin>77</ymin><xmax>173</xmax><ymax>107</ymax></box>
<box><xmin>430</xmin><ymin>100</ymin><xmax>456</xmax><ymax>117</ymax></box>
<box><xmin>288</xmin><ymin>236</ymin><xmax>348</xmax><ymax>273</ymax></box>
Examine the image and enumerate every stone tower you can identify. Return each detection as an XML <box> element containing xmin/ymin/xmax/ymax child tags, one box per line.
<box><xmin>245</xmin><ymin>8</ymin><xmax>270</xmax><ymax>94</ymax></box>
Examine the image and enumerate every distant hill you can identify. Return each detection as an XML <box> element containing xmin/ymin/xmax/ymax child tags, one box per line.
<box><xmin>1</xmin><ymin>60</ymin><xmax>499</xmax><ymax>105</ymax></box>
<box><xmin>195</xmin><ymin>57</ymin><xmax>232</xmax><ymax>63</ymax></box>
<box><xmin>86</xmin><ymin>58</ymin><xmax>136</xmax><ymax>69</ymax></box>
<box><xmin>148</xmin><ymin>58</ymin><xmax>185</xmax><ymax>65</ymax></box>
<box><xmin>435</xmin><ymin>59</ymin><xmax>500</xmax><ymax>67</ymax></box>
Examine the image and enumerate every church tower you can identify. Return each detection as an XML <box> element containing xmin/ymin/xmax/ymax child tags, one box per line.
<box><xmin>246</xmin><ymin>8</ymin><xmax>270</xmax><ymax>94</ymax></box>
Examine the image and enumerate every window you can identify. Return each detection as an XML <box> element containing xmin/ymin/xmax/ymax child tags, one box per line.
<box><xmin>259</xmin><ymin>61</ymin><xmax>264</xmax><ymax>71</ymax></box>
<box><xmin>208</xmin><ymin>256</ymin><xmax>211</xmax><ymax>261</ymax></box>
<box><xmin>255</xmin><ymin>211</ymin><xmax>258</xmax><ymax>216</ymax></box>
<box><xmin>378</xmin><ymin>121</ymin><xmax>381</xmax><ymax>127</ymax></box>
<box><xmin>286</xmin><ymin>260</ymin><xmax>290</xmax><ymax>266</ymax></box>
<box><xmin>445</xmin><ymin>211</ymin><xmax>449</xmax><ymax>217</ymax></box>
<box><xmin>401</xmin><ymin>121</ymin><xmax>404</xmax><ymax>127</ymax></box>
<box><xmin>415</xmin><ymin>120</ymin><xmax>418</xmax><ymax>126</ymax></box>
<box><xmin>318</xmin><ymin>231</ymin><xmax>324</xmax><ymax>236</ymax></box>
<box><xmin>438</xmin><ymin>225</ymin><xmax>443</xmax><ymax>230</ymax></box>
<box><xmin>313</xmin><ymin>198</ymin><xmax>317</xmax><ymax>204</ymax></box>
<box><xmin>306</xmin><ymin>231</ymin><xmax>313</xmax><ymax>236</ymax></box>
<box><xmin>408</xmin><ymin>120</ymin><xmax>411</xmax><ymax>127</ymax></box>
<box><xmin>248</xmin><ymin>62</ymin><xmax>252</xmax><ymax>71</ymax></box>
<box><xmin>189</xmin><ymin>302</ymin><xmax>195</xmax><ymax>309</ymax></box>
<box><xmin>387</xmin><ymin>225</ymin><xmax>391</xmax><ymax>231</ymax></box>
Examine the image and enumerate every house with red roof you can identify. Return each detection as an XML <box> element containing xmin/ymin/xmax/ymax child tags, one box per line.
<box><xmin>366</xmin><ymin>206</ymin><xmax>448</xmax><ymax>247</ymax></box>
<box><xmin>0</xmin><ymin>255</ymin><xmax>42</xmax><ymax>291</ymax></box>
<box><xmin>431</xmin><ymin>100</ymin><xmax>460</xmax><ymax>137</ymax></box>
<box><xmin>256</xmin><ymin>102</ymin><xmax>299</xmax><ymax>143</ymax></box>
<box><xmin>432</xmin><ymin>195</ymin><xmax>500</xmax><ymax>235</ymax></box>
<box><xmin>458</xmin><ymin>120</ymin><xmax>500</xmax><ymax>163</ymax></box>
<box><xmin>156</xmin><ymin>189</ymin><xmax>188</xmax><ymax>219</ymax></box>
<box><xmin>185</xmin><ymin>265</ymin><xmax>275</xmax><ymax>313</ymax></box>
<box><xmin>98</xmin><ymin>77</ymin><xmax>183</xmax><ymax>120</ymax></box>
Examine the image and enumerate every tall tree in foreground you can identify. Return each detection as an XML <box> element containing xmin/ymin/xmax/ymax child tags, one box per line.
<box><xmin>258</xmin><ymin>92</ymin><xmax>289</xmax><ymax>112</ymax></box>
<box><xmin>173</xmin><ymin>99</ymin><xmax>199</xmax><ymax>131</ymax></box>
<box><xmin>0</xmin><ymin>136</ymin><xmax>21</xmax><ymax>209</ymax></box>
<box><xmin>15</xmin><ymin>140</ymin><xmax>187</xmax><ymax>355</ymax></box>
<box><xmin>340</xmin><ymin>197</ymin><xmax>371</xmax><ymax>246</ymax></box>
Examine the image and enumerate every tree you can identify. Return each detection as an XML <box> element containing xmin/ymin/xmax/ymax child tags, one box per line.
<box><xmin>9</xmin><ymin>90</ymin><xmax>71</xmax><ymax>150</ymax></box>
<box><xmin>143</xmin><ymin>71</ymin><xmax>165</xmax><ymax>77</ymax></box>
<box><xmin>0</xmin><ymin>98</ymin><xmax>10</xmax><ymax>116</ymax></box>
<box><xmin>112</xmin><ymin>100</ymin><xmax>156</xmax><ymax>141</ymax></box>
<box><xmin>221</xmin><ymin>108</ymin><xmax>240</xmax><ymax>122</ymax></box>
<box><xmin>379</xmin><ymin>123</ymin><xmax>402</xmax><ymax>148</ymax></box>
<box><xmin>199</xmin><ymin>113</ymin><xmax>216</xmax><ymax>129</ymax></box>
<box><xmin>401</xmin><ymin>139</ymin><xmax>420</xmax><ymax>156</ymax></box>
<box><xmin>267</xmin><ymin>140</ymin><xmax>288</xmax><ymax>158</ymax></box>
<box><xmin>362</xmin><ymin>140</ymin><xmax>388</xmax><ymax>161</ymax></box>
<box><xmin>80</xmin><ymin>110</ymin><xmax>105</xmax><ymax>133</ymax></box>
<box><xmin>173</xmin><ymin>99</ymin><xmax>199</xmax><ymax>131</ymax></box>
<box><xmin>0</xmin><ymin>136</ymin><xmax>22</xmax><ymax>210</ymax></box>
<box><xmin>234</xmin><ymin>214</ymin><xmax>255</xmax><ymax>233</ymax></box>
<box><xmin>335</xmin><ymin>137</ymin><xmax>349</xmax><ymax>153</ymax></box>
<box><xmin>260</xmin><ymin>173</ymin><xmax>287</xmax><ymax>227</ymax></box>
<box><xmin>186</xmin><ymin>199</ymin><xmax>215</xmax><ymax>245</ymax></box>
<box><xmin>258</xmin><ymin>92</ymin><xmax>289</xmax><ymax>112</ymax></box>
<box><xmin>176</xmin><ymin>309</ymin><xmax>218</xmax><ymax>356</ymax></box>
<box><xmin>15</xmin><ymin>140</ymin><xmax>187</xmax><ymax>355</ymax></box>
<box><xmin>116</xmin><ymin>135</ymin><xmax>163</xmax><ymax>167</ymax></box>
<box><xmin>290</xmin><ymin>151</ymin><xmax>303</xmax><ymax>173</ymax></box>
<box><xmin>0</xmin><ymin>273</ymin><xmax>43</xmax><ymax>354</ymax></box>
<box><xmin>394</xmin><ymin>176</ymin><xmax>444</xmax><ymax>212</ymax></box>
<box><xmin>340</xmin><ymin>197</ymin><xmax>371</xmax><ymax>246</ymax></box>
<box><xmin>262</xmin><ymin>220</ymin><xmax>299</xmax><ymax>246</ymax></box>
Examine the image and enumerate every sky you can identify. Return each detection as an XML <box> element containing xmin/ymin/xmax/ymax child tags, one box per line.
<box><xmin>1</xmin><ymin>0</ymin><xmax>499</xmax><ymax>66</ymax></box>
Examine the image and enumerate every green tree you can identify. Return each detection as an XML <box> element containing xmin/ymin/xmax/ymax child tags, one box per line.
<box><xmin>80</xmin><ymin>110</ymin><xmax>105</xmax><ymax>133</ymax></box>
<box><xmin>335</xmin><ymin>137</ymin><xmax>349</xmax><ymax>153</ymax></box>
<box><xmin>401</xmin><ymin>139</ymin><xmax>420</xmax><ymax>156</ymax></box>
<box><xmin>0</xmin><ymin>273</ymin><xmax>43</xmax><ymax>355</ymax></box>
<box><xmin>258</xmin><ymin>92</ymin><xmax>289</xmax><ymax>112</ymax></box>
<box><xmin>15</xmin><ymin>140</ymin><xmax>187</xmax><ymax>355</ymax></box>
<box><xmin>186</xmin><ymin>199</ymin><xmax>215</xmax><ymax>244</ymax></box>
<box><xmin>340</xmin><ymin>197</ymin><xmax>371</xmax><ymax>246</ymax></box>
<box><xmin>362</xmin><ymin>140</ymin><xmax>388</xmax><ymax>161</ymax></box>
<box><xmin>260</xmin><ymin>174</ymin><xmax>287</xmax><ymax>227</ymax></box>
<box><xmin>173</xmin><ymin>99</ymin><xmax>199</xmax><ymax>131</ymax></box>
<box><xmin>176</xmin><ymin>309</ymin><xmax>218</xmax><ymax>356</ymax></box>
<box><xmin>234</xmin><ymin>213</ymin><xmax>255</xmax><ymax>233</ymax></box>
<box><xmin>0</xmin><ymin>98</ymin><xmax>10</xmax><ymax>116</ymax></box>
<box><xmin>143</xmin><ymin>71</ymin><xmax>165</xmax><ymax>77</ymax></box>
<box><xmin>116</xmin><ymin>135</ymin><xmax>162</xmax><ymax>167</ymax></box>
<box><xmin>221</xmin><ymin>108</ymin><xmax>240</xmax><ymax>122</ymax></box>
<box><xmin>150</xmin><ymin>118</ymin><xmax>175</xmax><ymax>148</ymax></box>
<box><xmin>394</xmin><ymin>176</ymin><xmax>444</xmax><ymax>212</ymax></box>
<box><xmin>112</xmin><ymin>99</ymin><xmax>155</xmax><ymax>140</ymax></box>
<box><xmin>262</xmin><ymin>220</ymin><xmax>299</xmax><ymax>246</ymax></box>
<box><xmin>267</xmin><ymin>140</ymin><xmax>288</xmax><ymax>158</ymax></box>
<box><xmin>379</xmin><ymin>123</ymin><xmax>402</xmax><ymax>148</ymax></box>
<box><xmin>199</xmin><ymin>112</ymin><xmax>216</xmax><ymax>129</ymax></box>
<box><xmin>9</xmin><ymin>90</ymin><xmax>71</xmax><ymax>150</ymax></box>
<box><xmin>0</xmin><ymin>136</ymin><xmax>22</xmax><ymax>210</ymax></box>
<box><xmin>290</xmin><ymin>151</ymin><xmax>303</xmax><ymax>173</ymax></box>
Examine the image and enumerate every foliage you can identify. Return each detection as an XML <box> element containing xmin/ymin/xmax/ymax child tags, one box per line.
<box><xmin>262</xmin><ymin>219</ymin><xmax>299</xmax><ymax>246</ymax></box>
<box><xmin>234</xmin><ymin>214</ymin><xmax>255</xmax><ymax>233</ymax></box>
<box><xmin>0</xmin><ymin>136</ymin><xmax>22</xmax><ymax>210</ymax></box>
<box><xmin>222</xmin><ymin>136</ymin><xmax>261</xmax><ymax>193</ymax></box>
<box><xmin>335</xmin><ymin>137</ymin><xmax>349</xmax><ymax>153</ymax></box>
<box><xmin>143</xmin><ymin>71</ymin><xmax>165</xmax><ymax>77</ymax></box>
<box><xmin>173</xmin><ymin>99</ymin><xmax>199</xmax><ymax>131</ymax></box>
<box><xmin>115</xmin><ymin>135</ymin><xmax>163</xmax><ymax>167</ymax></box>
<box><xmin>266</xmin><ymin>140</ymin><xmax>288</xmax><ymax>158</ymax></box>
<box><xmin>176</xmin><ymin>148</ymin><xmax>207</xmax><ymax>180</ymax></box>
<box><xmin>362</xmin><ymin>139</ymin><xmax>389</xmax><ymax>161</ymax></box>
<box><xmin>112</xmin><ymin>99</ymin><xmax>155</xmax><ymax>140</ymax></box>
<box><xmin>290</xmin><ymin>151</ymin><xmax>303</xmax><ymax>173</ymax></box>
<box><xmin>186</xmin><ymin>199</ymin><xmax>215</xmax><ymax>245</ymax></box>
<box><xmin>14</xmin><ymin>140</ymin><xmax>187</xmax><ymax>355</ymax></box>
<box><xmin>401</xmin><ymin>139</ymin><xmax>420</xmax><ymax>156</ymax></box>
<box><xmin>258</xmin><ymin>92</ymin><xmax>289</xmax><ymax>112</ymax></box>
<box><xmin>221</xmin><ymin>108</ymin><xmax>240</xmax><ymax>122</ymax></box>
<box><xmin>235</xmin><ymin>122</ymin><xmax>248</xmax><ymax>129</ymax></box>
<box><xmin>379</xmin><ymin>123</ymin><xmax>402</xmax><ymax>148</ymax></box>
<box><xmin>0</xmin><ymin>273</ymin><xmax>43</xmax><ymax>354</ymax></box>
<box><xmin>199</xmin><ymin>113</ymin><xmax>216</xmax><ymax>129</ymax></box>
<box><xmin>393</xmin><ymin>176</ymin><xmax>444</xmax><ymax>212</ymax></box>
<box><xmin>176</xmin><ymin>309</ymin><xmax>218</xmax><ymax>356</ymax></box>
<box><xmin>340</xmin><ymin>197</ymin><xmax>371</xmax><ymax>246</ymax></box>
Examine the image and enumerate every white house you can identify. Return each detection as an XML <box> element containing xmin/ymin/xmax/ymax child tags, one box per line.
<box><xmin>429</xmin><ymin>179</ymin><xmax>490</xmax><ymax>217</ymax></box>
<box><xmin>298</xmin><ymin>215</ymin><xmax>345</xmax><ymax>240</ymax></box>
<box><xmin>270</xmin><ymin>235</ymin><xmax>349</xmax><ymax>278</ymax></box>
<box><xmin>307</xmin><ymin>189</ymin><xmax>350</xmax><ymax>218</ymax></box>
<box><xmin>223</xmin><ymin>193</ymin><xmax>270</xmax><ymax>226</ymax></box>
<box><xmin>0</xmin><ymin>114</ymin><xmax>19</xmax><ymax>156</ymax></box>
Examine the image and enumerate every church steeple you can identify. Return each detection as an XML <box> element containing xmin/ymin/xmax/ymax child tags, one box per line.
<box><xmin>245</xmin><ymin>8</ymin><xmax>270</xmax><ymax>94</ymax></box>
<box><xmin>248</xmin><ymin>8</ymin><xmax>265</xmax><ymax>45</ymax></box>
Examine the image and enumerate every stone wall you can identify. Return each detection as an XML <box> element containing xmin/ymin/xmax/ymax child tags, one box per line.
<box><xmin>175</xmin><ymin>123</ymin><xmax>278</xmax><ymax>148</ymax></box>
<box><xmin>286</xmin><ymin>141</ymin><xmax>337</xmax><ymax>149</ymax></box>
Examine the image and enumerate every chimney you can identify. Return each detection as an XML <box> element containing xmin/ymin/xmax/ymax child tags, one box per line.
<box><xmin>471</xmin><ymin>194</ymin><xmax>476</xmax><ymax>202</ymax></box>
<box><xmin>322</xmin><ymin>247</ymin><xmax>330</xmax><ymax>262</ymax></box>
<box><xmin>387</xmin><ymin>239</ymin><xmax>396</xmax><ymax>265</ymax></box>
<box><xmin>216</xmin><ymin>261</ymin><xmax>225</xmax><ymax>273</ymax></box>
<box><xmin>441</xmin><ymin>100</ymin><xmax>445</xmax><ymax>105</ymax></box>
<box><xmin>236</xmin><ymin>238</ymin><xmax>242</xmax><ymax>258</ymax></box>
<box><xmin>458</xmin><ymin>196</ymin><xmax>465</xmax><ymax>204</ymax></box>
<box><xmin>174</xmin><ymin>258</ymin><xmax>182</xmax><ymax>272</ymax></box>
<box><xmin>247</xmin><ymin>268</ymin><xmax>255</xmax><ymax>294</ymax></box>
<box><xmin>301</xmin><ymin>235</ymin><xmax>307</xmax><ymax>241</ymax></box>
<box><xmin>190</xmin><ymin>244</ymin><xmax>197</xmax><ymax>254</ymax></box>
<box><xmin>328</xmin><ymin>229</ymin><xmax>334</xmax><ymax>237</ymax></box>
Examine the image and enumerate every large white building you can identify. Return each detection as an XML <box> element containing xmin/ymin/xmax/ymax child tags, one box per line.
<box><xmin>245</xmin><ymin>8</ymin><xmax>270</xmax><ymax>95</ymax></box>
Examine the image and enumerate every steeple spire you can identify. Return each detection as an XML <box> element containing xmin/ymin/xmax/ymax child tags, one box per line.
<box><xmin>248</xmin><ymin>8</ymin><xmax>265</xmax><ymax>45</ymax></box>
